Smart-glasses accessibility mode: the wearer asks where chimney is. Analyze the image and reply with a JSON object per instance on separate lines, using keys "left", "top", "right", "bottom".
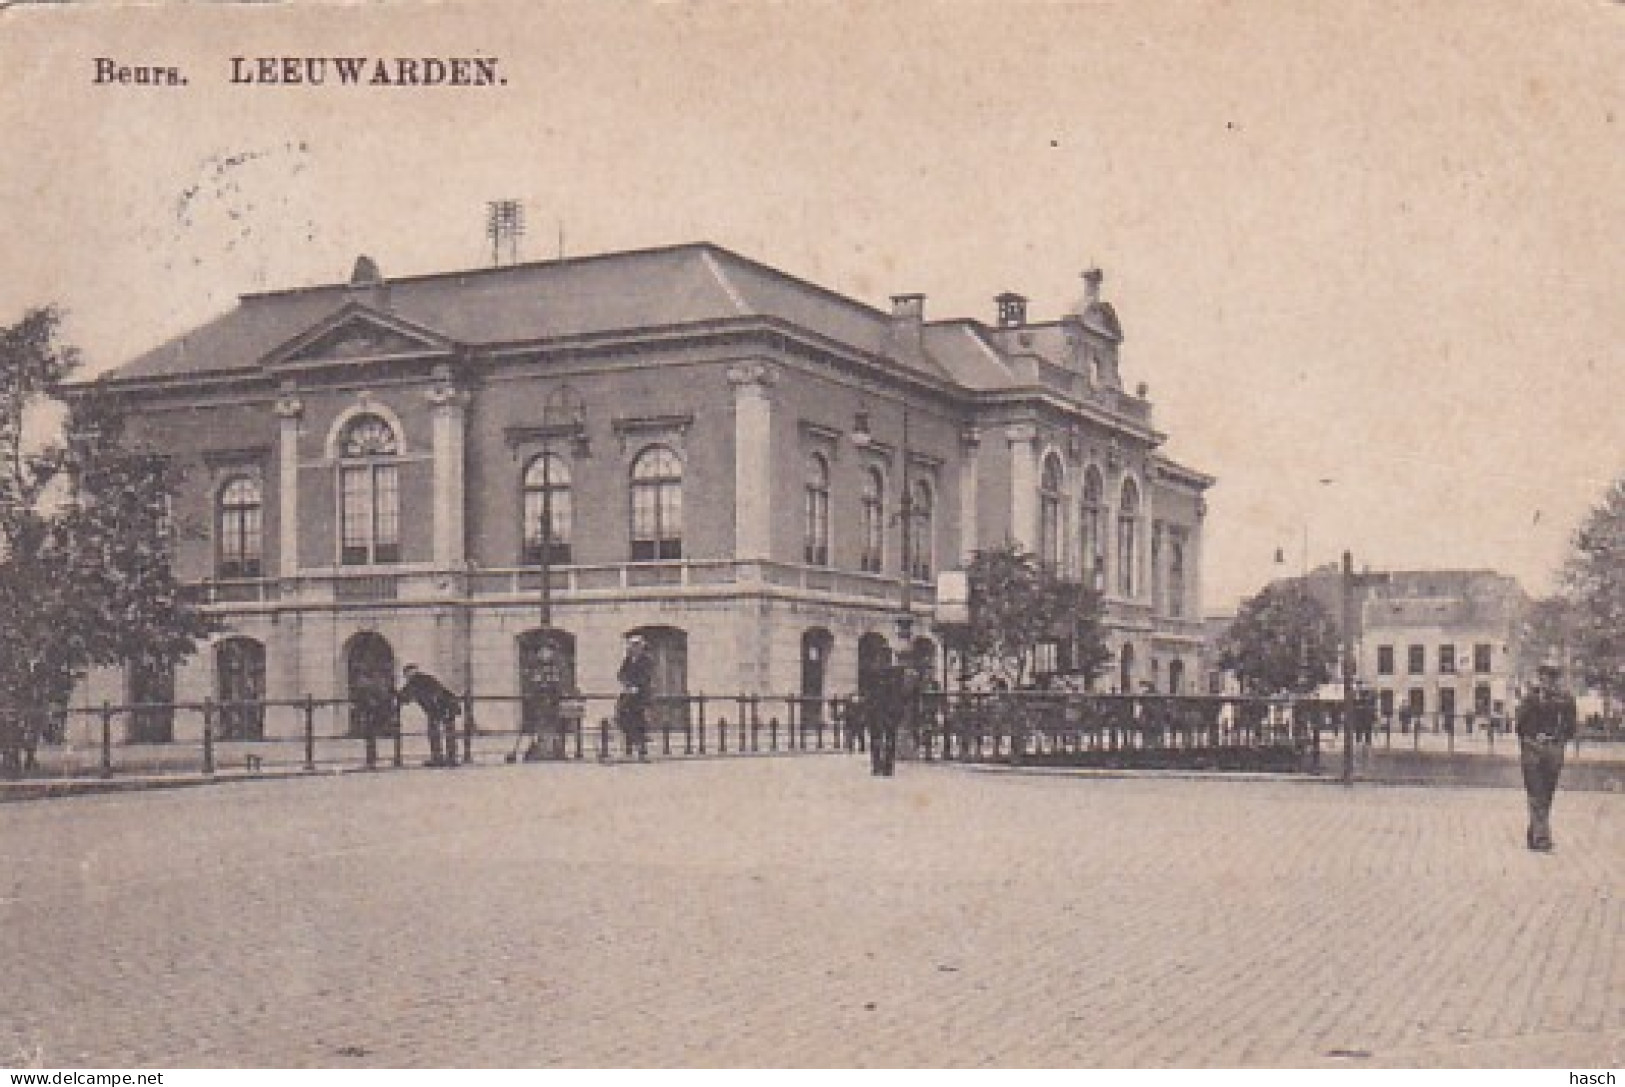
{"left": 889, "top": 293, "right": 925, "bottom": 353}
{"left": 1082, "top": 267, "right": 1103, "bottom": 305}
{"left": 347, "top": 254, "right": 390, "bottom": 309}
{"left": 995, "top": 292, "right": 1028, "bottom": 328}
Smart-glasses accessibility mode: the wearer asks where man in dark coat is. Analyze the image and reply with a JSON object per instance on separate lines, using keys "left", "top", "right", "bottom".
{"left": 398, "top": 663, "right": 462, "bottom": 767}
{"left": 616, "top": 635, "right": 654, "bottom": 761}
{"left": 1515, "top": 662, "right": 1578, "bottom": 852}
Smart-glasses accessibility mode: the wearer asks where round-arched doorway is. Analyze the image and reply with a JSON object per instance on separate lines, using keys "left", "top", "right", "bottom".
{"left": 345, "top": 632, "right": 396, "bottom": 738}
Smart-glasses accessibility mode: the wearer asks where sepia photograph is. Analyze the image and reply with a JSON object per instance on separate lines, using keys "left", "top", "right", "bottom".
{"left": 0, "top": 0, "right": 1620, "bottom": 1073}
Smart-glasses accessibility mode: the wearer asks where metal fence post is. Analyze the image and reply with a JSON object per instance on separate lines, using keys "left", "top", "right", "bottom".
{"left": 719, "top": 715, "right": 729, "bottom": 754}
{"left": 598, "top": 717, "right": 610, "bottom": 761}
{"left": 303, "top": 694, "right": 317, "bottom": 772}
{"left": 697, "top": 698, "right": 708, "bottom": 755}
{"left": 463, "top": 690, "right": 476, "bottom": 765}
{"left": 100, "top": 700, "right": 114, "bottom": 779}
{"left": 392, "top": 704, "right": 404, "bottom": 769}
{"left": 202, "top": 698, "right": 216, "bottom": 776}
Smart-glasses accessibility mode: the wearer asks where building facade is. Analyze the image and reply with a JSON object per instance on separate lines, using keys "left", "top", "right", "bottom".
{"left": 77, "top": 243, "right": 1213, "bottom": 738}
{"left": 1356, "top": 569, "right": 1527, "bottom": 728}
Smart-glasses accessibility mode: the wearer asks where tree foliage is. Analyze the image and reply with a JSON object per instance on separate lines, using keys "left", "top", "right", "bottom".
{"left": 0, "top": 306, "right": 214, "bottom": 735}
{"left": 1559, "top": 475, "right": 1625, "bottom": 701}
{"left": 1518, "top": 594, "right": 1582, "bottom": 677}
{"left": 961, "top": 542, "right": 1110, "bottom": 688}
{"left": 1218, "top": 579, "right": 1339, "bottom": 695}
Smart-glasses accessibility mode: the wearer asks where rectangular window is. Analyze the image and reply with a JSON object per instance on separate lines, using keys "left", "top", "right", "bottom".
{"left": 341, "top": 467, "right": 370, "bottom": 566}
{"left": 341, "top": 464, "right": 399, "bottom": 565}
{"left": 804, "top": 490, "right": 829, "bottom": 566}
{"left": 1474, "top": 684, "right": 1492, "bottom": 715}
{"left": 219, "top": 506, "right": 262, "bottom": 579}
{"left": 372, "top": 465, "right": 399, "bottom": 563}
{"left": 524, "top": 490, "right": 573, "bottom": 565}
{"left": 1377, "top": 645, "right": 1395, "bottom": 676}
{"left": 1438, "top": 644, "right": 1456, "bottom": 674}
{"left": 1439, "top": 687, "right": 1457, "bottom": 720}
{"left": 1473, "top": 643, "right": 1493, "bottom": 674}
{"left": 1378, "top": 689, "right": 1394, "bottom": 719}
{"left": 1407, "top": 688, "right": 1425, "bottom": 718}
{"left": 1407, "top": 645, "right": 1425, "bottom": 675}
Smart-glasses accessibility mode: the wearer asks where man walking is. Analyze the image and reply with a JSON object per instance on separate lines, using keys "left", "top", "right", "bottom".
{"left": 616, "top": 635, "right": 653, "bottom": 761}
{"left": 1515, "top": 661, "right": 1577, "bottom": 852}
{"left": 398, "top": 663, "right": 463, "bottom": 768}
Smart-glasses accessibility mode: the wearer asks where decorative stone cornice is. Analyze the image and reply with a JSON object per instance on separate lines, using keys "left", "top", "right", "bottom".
{"left": 1005, "top": 423, "right": 1038, "bottom": 446}
{"left": 725, "top": 360, "right": 776, "bottom": 390}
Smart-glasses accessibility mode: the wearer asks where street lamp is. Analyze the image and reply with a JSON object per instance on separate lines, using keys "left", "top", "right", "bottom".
{"left": 852, "top": 404, "right": 925, "bottom": 653}
{"left": 514, "top": 387, "right": 588, "bottom": 759}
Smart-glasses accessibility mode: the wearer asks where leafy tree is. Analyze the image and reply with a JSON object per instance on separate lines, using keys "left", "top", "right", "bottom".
{"left": 961, "top": 542, "right": 1109, "bottom": 688}
{"left": 1218, "top": 579, "right": 1339, "bottom": 695}
{"left": 1518, "top": 594, "right": 1582, "bottom": 677}
{"left": 1559, "top": 475, "right": 1625, "bottom": 707}
{"left": 0, "top": 306, "right": 213, "bottom": 762}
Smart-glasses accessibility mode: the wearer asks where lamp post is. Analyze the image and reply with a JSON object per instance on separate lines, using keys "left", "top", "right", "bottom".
{"left": 853, "top": 404, "right": 924, "bottom": 652}
{"left": 520, "top": 389, "right": 587, "bottom": 759}
{"left": 1341, "top": 550, "right": 1356, "bottom": 785}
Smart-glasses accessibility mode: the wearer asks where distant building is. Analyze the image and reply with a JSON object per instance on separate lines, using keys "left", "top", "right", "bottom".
{"left": 1276, "top": 565, "right": 1528, "bottom": 726}
{"left": 73, "top": 243, "right": 1213, "bottom": 742}
{"left": 1355, "top": 569, "right": 1527, "bottom": 728}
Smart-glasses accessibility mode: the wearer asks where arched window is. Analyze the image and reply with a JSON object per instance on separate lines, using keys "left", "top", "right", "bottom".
{"left": 217, "top": 477, "right": 263, "bottom": 579}
{"left": 804, "top": 453, "right": 831, "bottom": 566}
{"left": 1169, "top": 537, "right": 1186, "bottom": 619}
{"left": 338, "top": 414, "right": 400, "bottom": 566}
{"left": 216, "top": 637, "right": 266, "bottom": 740}
{"left": 908, "top": 478, "right": 934, "bottom": 582}
{"left": 1117, "top": 477, "right": 1140, "bottom": 597}
{"left": 523, "top": 453, "right": 572, "bottom": 565}
{"left": 1039, "top": 453, "right": 1064, "bottom": 574}
{"left": 860, "top": 467, "right": 885, "bottom": 574}
{"left": 1081, "top": 467, "right": 1105, "bottom": 590}
{"left": 630, "top": 445, "right": 683, "bottom": 561}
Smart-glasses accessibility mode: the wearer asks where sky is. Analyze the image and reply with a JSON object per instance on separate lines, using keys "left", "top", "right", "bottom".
{"left": 1, "top": 0, "right": 1620, "bottom": 613}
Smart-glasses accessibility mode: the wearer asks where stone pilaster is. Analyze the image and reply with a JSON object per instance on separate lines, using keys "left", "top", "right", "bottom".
{"left": 273, "top": 389, "right": 303, "bottom": 581}
{"left": 727, "top": 362, "right": 776, "bottom": 564}
{"left": 427, "top": 370, "right": 469, "bottom": 570}
{"left": 1006, "top": 423, "right": 1038, "bottom": 553}
{"left": 958, "top": 426, "right": 980, "bottom": 564}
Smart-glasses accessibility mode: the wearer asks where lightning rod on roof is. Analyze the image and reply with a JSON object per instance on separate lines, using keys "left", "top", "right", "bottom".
{"left": 486, "top": 199, "right": 525, "bottom": 267}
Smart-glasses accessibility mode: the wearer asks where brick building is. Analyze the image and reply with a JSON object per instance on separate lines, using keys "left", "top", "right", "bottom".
{"left": 76, "top": 243, "right": 1213, "bottom": 738}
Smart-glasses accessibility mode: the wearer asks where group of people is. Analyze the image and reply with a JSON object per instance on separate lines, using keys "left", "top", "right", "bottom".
{"left": 378, "top": 641, "right": 1583, "bottom": 855}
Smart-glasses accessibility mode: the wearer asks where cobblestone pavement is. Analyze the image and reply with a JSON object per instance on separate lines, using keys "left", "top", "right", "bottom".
{"left": 1, "top": 757, "right": 1619, "bottom": 1068}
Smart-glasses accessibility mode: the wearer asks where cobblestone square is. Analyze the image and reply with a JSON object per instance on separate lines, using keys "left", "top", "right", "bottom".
{"left": 1, "top": 757, "right": 1620, "bottom": 1068}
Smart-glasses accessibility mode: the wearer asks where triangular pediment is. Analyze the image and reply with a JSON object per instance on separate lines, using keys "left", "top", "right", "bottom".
{"left": 263, "top": 304, "right": 454, "bottom": 369}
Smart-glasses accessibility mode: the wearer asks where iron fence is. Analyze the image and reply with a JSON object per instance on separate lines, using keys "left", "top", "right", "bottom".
{"left": 910, "top": 692, "right": 1337, "bottom": 773}
{"left": 7, "top": 688, "right": 1612, "bottom": 783}
{"left": 0, "top": 692, "right": 863, "bottom": 781}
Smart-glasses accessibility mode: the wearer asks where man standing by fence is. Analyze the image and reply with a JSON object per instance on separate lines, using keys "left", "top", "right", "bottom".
{"left": 1515, "top": 661, "right": 1577, "bottom": 852}
{"left": 398, "top": 664, "right": 462, "bottom": 768}
{"left": 616, "top": 635, "right": 653, "bottom": 762}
